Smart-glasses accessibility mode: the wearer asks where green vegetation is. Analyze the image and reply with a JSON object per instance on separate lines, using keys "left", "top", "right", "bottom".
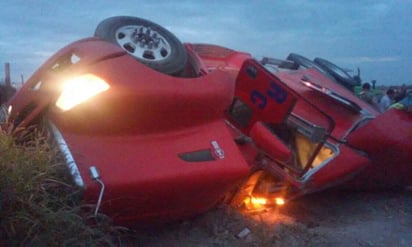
{"left": 0, "top": 126, "right": 121, "bottom": 245}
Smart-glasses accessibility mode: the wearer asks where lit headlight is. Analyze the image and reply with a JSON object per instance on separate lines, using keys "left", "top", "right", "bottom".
{"left": 56, "top": 74, "right": 110, "bottom": 111}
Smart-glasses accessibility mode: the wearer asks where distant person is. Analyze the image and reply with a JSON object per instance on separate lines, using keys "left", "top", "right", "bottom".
{"left": 394, "top": 85, "right": 407, "bottom": 102}
{"left": 359, "top": 83, "right": 374, "bottom": 104}
{"left": 391, "top": 90, "right": 412, "bottom": 112}
{"left": 379, "top": 88, "right": 394, "bottom": 112}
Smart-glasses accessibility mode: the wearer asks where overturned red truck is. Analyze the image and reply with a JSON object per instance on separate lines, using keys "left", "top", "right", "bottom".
{"left": 3, "top": 16, "right": 411, "bottom": 226}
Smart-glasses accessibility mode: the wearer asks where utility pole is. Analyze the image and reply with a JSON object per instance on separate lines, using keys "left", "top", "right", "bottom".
{"left": 4, "top": 62, "right": 11, "bottom": 86}
{"left": 1, "top": 62, "right": 17, "bottom": 104}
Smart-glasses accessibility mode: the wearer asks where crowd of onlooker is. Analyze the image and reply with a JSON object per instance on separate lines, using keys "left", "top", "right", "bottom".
{"left": 359, "top": 83, "right": 411, "bottom": 113}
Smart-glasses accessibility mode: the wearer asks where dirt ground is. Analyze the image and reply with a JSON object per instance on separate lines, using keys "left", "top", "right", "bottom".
{"left": 127, "top": 188, "right": 412, "bottom": 246}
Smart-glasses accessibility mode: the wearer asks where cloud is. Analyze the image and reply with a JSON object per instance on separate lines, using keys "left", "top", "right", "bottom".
{"left": 0, "top": 1, "right": 411, "bottom": 85}
{"left": 359, "top": 56, "right": 400, "bottom": 63}
{"left": 336, "top": 56, "right": 401, "bottom": 64}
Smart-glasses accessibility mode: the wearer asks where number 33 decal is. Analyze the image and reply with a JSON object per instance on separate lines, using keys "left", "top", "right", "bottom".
{"left": 250, "top": 81, "right": 287, "bottom": 109}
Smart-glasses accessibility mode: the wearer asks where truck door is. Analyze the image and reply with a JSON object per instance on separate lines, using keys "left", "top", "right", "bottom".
{"left": 227, "top": 59, "right": 297, "bottom": 134}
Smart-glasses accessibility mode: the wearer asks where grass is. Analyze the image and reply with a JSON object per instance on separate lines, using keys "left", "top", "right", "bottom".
{"left": 0, "top": 125, "right": 121, "bottom": 246}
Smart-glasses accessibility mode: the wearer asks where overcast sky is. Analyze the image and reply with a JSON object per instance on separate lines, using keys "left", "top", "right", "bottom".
{"left": 0, "top": 0, "right": 411, "bottom": 86}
